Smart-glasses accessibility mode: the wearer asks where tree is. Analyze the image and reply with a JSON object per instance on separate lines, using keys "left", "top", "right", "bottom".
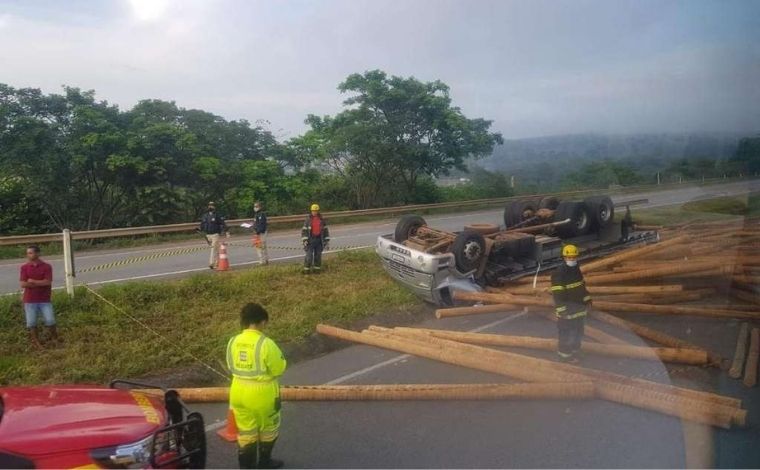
{"left": 731, "top": 136, "right": 760, "bottom": 175}
{"left": 292, "top": 70, "right": 503, "bottom": 207}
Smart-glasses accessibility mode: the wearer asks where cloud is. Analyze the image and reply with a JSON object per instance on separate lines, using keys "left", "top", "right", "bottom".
{"left": 0, "top": 0, "right": 758, "bottom": 138}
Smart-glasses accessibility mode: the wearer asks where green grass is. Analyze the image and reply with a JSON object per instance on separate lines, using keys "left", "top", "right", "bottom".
{"left": 0, "top": 250, "right": 419, "bottom": 385}
{"left": 630, "top": 193, "right": 760, "bottom": 226}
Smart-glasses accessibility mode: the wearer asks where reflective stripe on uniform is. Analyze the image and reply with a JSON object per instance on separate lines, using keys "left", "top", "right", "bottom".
{"left": 565, "top": 280, "right": 585, "bottom": 289}
{"left": 551, "top": 285, "right": 565, "bottom": 292}
{"left": 555, "top": 306, "right": 567, "bottom": 313}
{"left": 229, "top": 334, "right": 268, "bottom": 379}
{"left": 565, "top": 310, "right": 587, "bottom": 320}
{"left": 583, "top": 295, "right": 592, "bottom": 302}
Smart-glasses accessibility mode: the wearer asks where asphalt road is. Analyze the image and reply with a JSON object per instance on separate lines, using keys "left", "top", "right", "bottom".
{"left": 198, "top": 305, "right": 760, "bottom": 468}
{"left": 1, "top": 179, "right": 758, "bottom": 296}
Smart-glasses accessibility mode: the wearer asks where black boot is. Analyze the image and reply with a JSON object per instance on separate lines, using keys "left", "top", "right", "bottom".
{"left": 258, "top": 440, "right": 283, "bottom": 469}
{"left": 238, "top": 443, "right": 258, "bottom": 469}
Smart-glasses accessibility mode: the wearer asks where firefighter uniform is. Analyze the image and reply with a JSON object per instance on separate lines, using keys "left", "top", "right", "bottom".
{"left": 227, "top": 329, "right": 287, "bottom": 447}
{"left": 301, "top": 206, "right": 330, "bottom": 273}
{"left": 550, "top": 262, "right": 592, "bottom": 360}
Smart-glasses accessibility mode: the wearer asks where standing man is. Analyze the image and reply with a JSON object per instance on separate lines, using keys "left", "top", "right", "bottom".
{"left": 252, "top": 201, "right": 269, "bottom": 265}
{"left": 550, "top": 244, "right": 591, "bottom": 363}
{"left": 19, "top": 245, "right": 58, "bottom": 348}
{"left": 301, "top": 203, "right": 330, "bottom": 274}
{"left": 227, "top": 303, "right": 287, "bottom": 469}
{"left": 200, "top": 201, "right": 229, "bottom": 269}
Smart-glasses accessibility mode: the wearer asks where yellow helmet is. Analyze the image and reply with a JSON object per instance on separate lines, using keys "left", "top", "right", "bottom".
{"left": 310, "top": 203, "right": 320, "bottom": 212}
{"left": 562, "top": 244, "right": 579, "bottom": 258}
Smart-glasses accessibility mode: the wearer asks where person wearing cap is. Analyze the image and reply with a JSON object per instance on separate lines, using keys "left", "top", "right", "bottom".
{"left": 252, "top": 201, "right": 269, "bottom": 265}
{"left": 550, "top": 244, "right": 592, "bottom": 363}
{"left": 300, "top": 203, "right": 330, "bottom": 274}
{"left": 200, "top": 201, "right": 229, "bottom": 269}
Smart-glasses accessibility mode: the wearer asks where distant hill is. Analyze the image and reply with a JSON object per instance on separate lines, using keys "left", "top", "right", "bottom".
{"left": 480, "top": 133, "right": 742, "bottom": 172}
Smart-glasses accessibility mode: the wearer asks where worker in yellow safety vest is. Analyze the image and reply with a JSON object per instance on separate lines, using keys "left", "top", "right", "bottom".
{"left": 550, "top": 244, "right": 592, "bottom": 363}
{"left": 227, "top": 303, "right": 287, "bottom": 469}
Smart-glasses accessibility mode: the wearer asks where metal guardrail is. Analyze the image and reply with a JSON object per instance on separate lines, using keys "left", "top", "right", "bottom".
{"left": 0, "top": 177, "right": 745, "bottom": 246}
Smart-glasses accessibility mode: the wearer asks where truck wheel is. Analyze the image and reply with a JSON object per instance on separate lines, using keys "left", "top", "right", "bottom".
{"left": 504, "top": 199, "right": 538, "bottom": 228}
{"left": 394, "top": 214, "right": 427, "bottom": 242}
{"left": 538, "top": 196, "right": 560, "bottom": 210}
{"left": 584, "top": 195, "right": 615, "bottom": 230}
{"left": 554, "top": 201, "right": 591, "bottom": 238}
{"left": 503, "top": 202, "right": 518, "bottom": 227}
{"left": 464, "top": 223, "right": 500, "bottom": 235}
{"left": 452, "top": 231, "right": 486, "bottom": 273}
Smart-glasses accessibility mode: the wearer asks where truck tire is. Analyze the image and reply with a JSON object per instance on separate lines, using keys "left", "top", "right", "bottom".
{"left": 554, "top": 201, "right": 591, "bottom": 238}
{"left": 504, "top": 199, "right": 538, "bottom": 228}
{"left": 394, "top": 214, "right": 427, "bottom": 242}
{"left": 538, "top": 196, "right": 560, "bottom": 210}
{"left": 584, "top": 195, "right": 615, "bottom": 230}
{"left": 464, "top": 223, "right": 500, "bottom": 235}
{"left": 503, "top": 202, "right": 517, "bottom": 227}
{"left": 452, "top": 231, "right": 486, "bottom": 273}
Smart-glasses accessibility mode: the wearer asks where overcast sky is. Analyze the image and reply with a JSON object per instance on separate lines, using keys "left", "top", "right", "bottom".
{"left": 1, "top": 0, "right": 758, "bottom": 139}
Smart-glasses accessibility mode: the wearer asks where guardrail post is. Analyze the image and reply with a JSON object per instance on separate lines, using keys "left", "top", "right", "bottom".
{"left": 62, "top": 229, "right": 75, "bottom": 298}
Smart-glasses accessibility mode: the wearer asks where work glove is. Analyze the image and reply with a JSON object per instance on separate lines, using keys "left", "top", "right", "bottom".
{"left": 303, "top": 239, "right": 309, "bottom": 251}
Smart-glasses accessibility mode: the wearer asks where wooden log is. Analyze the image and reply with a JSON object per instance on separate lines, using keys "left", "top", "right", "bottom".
{"left": 732, "top": 289, "right": 760, "bottom": 306}
{"left": 595, "top": 290, "right": 710, "bottom": 305}
{"left": 593, "top": 300, "right": 760, "bottom": 321}
{"left": 729, "top": 323, "right": 750, "bottom": 379}
{"left": 584, "top": 261, "right": 724, "bottom": 284}
{"left": 588, "top": 310, "right": 721, "bottom": 365}
{"left": 502, "top": 284, "right": 685, "bottom": 296}
{"left": 134, "top": 383, "right": 597, "bottom": 402}
{"left": 528, "top": 308, "right": 629, "bottom": 345}
{"left": 744, "top": 328, "right": 759, "bottom": 388}
{"left": 356, "top": 326, "right": 743, "bottom": 427}
{"left": 435, "top": 303, "right": 520, "bottom": 319}
{"left": 581, "top": 235, "right": 691, "bottom": 273}
{"left": 394, "top": 327, "right": 709, "bottom": 365}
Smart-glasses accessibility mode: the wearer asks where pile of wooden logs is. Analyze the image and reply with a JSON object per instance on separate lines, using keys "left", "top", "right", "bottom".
{"left": 316, "top": 324, "right": 747, "bottom": 429}
{"left": 443, "top": 218, "right": 760, "bottom": 383}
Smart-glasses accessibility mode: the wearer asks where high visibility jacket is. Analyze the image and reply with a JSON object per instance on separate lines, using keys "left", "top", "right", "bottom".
{"left": 301, "top": 215, "right": 330, "bottom": 242}
{"left": 550, "top": 263, "right": 591, "bottom": 319}
{"left": 226, "top": 329, "right": 287, "bottom": 381}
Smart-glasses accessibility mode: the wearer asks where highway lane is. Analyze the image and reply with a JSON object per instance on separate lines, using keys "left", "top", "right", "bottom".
{"left": 0, "top": 179, "right": 757, "bottom": 295}
{"left": 197, "top": 304, "right": 760, "bottom": 468}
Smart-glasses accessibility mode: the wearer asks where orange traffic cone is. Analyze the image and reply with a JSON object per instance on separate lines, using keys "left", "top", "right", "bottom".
{"left": 217, "top": 243, "right": 230, "bottom": 271}
{"left": 217, "top": 408, "right": 238, "bottom": 442}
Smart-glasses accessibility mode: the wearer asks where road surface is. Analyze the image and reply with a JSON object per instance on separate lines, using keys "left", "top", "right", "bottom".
{"left": 198, "top": 304, "right": 759, "bottom": 468}
{"left": 0, "top": 179, "right": 756, "bottom": 296}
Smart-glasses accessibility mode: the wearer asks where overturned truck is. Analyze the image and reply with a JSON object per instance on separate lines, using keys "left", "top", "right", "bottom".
{"left": 376, "top": 194, "right": 656, "bottom": 305}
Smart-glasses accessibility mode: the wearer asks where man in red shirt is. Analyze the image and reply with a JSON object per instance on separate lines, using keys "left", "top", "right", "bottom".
{"left": 300, "top": 203, "right": 330, "bottom": 273}
{"left": 19, "top": 245, "right": 58, "bottom": 348}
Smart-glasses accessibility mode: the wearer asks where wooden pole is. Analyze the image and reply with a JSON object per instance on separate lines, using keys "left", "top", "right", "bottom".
{"left": 501, "top": 284, "right": 685, "bottom": 296}
{"left": 394, "top": 327, "right": 708, "bottom": 365}
{"left": 588, "top": 310, "right": 720, "bottom": 364}
{"left": 135, "top": 383, "right": 596, "bottom": 402}
{"left": 584, "top": 261, "right": 723, "bottom": 284}
{"left": 744, "top": 328, "right": 759, "bottom": 388}
{"left": 729, "top": 323, "right": 750, "bottom": 379}
{"left": 435, "top": 303, "right": 520, "bottom": 319}
{"left": 528, "top": 308, "right": 628, "bottom": 345}
{"left": 352, "top": 326, "right": 743, "bottom": 427}
{"left": 580, "top": 235, "right": 691, "bottom": 273}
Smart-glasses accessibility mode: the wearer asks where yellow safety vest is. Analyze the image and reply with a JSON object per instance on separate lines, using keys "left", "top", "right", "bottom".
{"left": 226, "top": 329, "right": 287, "bottom": 381}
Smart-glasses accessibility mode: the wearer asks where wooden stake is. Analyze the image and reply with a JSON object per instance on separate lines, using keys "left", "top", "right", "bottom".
{"left": 729, "top": 323, "right": 750, "bottom": 379}
{"left": 744, "top": 328, "right": 759, "bottom": 388}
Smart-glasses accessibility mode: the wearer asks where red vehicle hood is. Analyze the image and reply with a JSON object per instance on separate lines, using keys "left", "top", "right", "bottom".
{"left": 0, "top": 386, "right": 167, "bottom": 457}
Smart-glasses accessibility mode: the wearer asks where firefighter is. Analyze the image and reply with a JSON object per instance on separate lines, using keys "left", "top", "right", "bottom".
{"left": 550, "top": 244, "right": 592, "bottom": 363}
{"left": 200, "top": 202, "right": 229, "bottom": 269}
{"left": 301, "top": 203, "right": 330, "bottom": 274}
{"left": 227, "top": 303, "right": 287, "bottom": 469}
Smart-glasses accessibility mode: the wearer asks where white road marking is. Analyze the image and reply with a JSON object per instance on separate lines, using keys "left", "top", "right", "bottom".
{"left": 203, "top": 307, "right": 529, "bottom": 433}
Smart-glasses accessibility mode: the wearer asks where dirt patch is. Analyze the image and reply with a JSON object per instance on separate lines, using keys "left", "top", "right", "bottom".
{"left": 136, "top": 302, "right": 434, "bottom": 388}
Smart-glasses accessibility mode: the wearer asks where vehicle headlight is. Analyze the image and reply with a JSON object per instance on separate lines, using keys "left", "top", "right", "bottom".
{"left": 91, "top": 435, "right": 153, "bottom": 469}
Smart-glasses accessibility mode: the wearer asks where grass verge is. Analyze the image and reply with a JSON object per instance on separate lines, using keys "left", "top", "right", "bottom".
{"left": 630, "top": 193, "right": 759, "bottom": 226}
{"left": 0, "top": 249, "right": 420, "bottom": 386}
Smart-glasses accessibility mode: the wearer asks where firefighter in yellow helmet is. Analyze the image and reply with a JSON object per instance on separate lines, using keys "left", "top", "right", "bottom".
{"left": 550, "top": 244, "right": 592, "bottom": 363}
{"left": 301, "top": 203, "right": 330, "bottom": 274}
{"left": 227, "top": 303, "right": 287, "bottom": 469}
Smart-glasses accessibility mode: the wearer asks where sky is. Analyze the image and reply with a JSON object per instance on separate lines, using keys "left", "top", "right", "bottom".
{"left": 1, "top": 0, "right": 759, "bottom": 140}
